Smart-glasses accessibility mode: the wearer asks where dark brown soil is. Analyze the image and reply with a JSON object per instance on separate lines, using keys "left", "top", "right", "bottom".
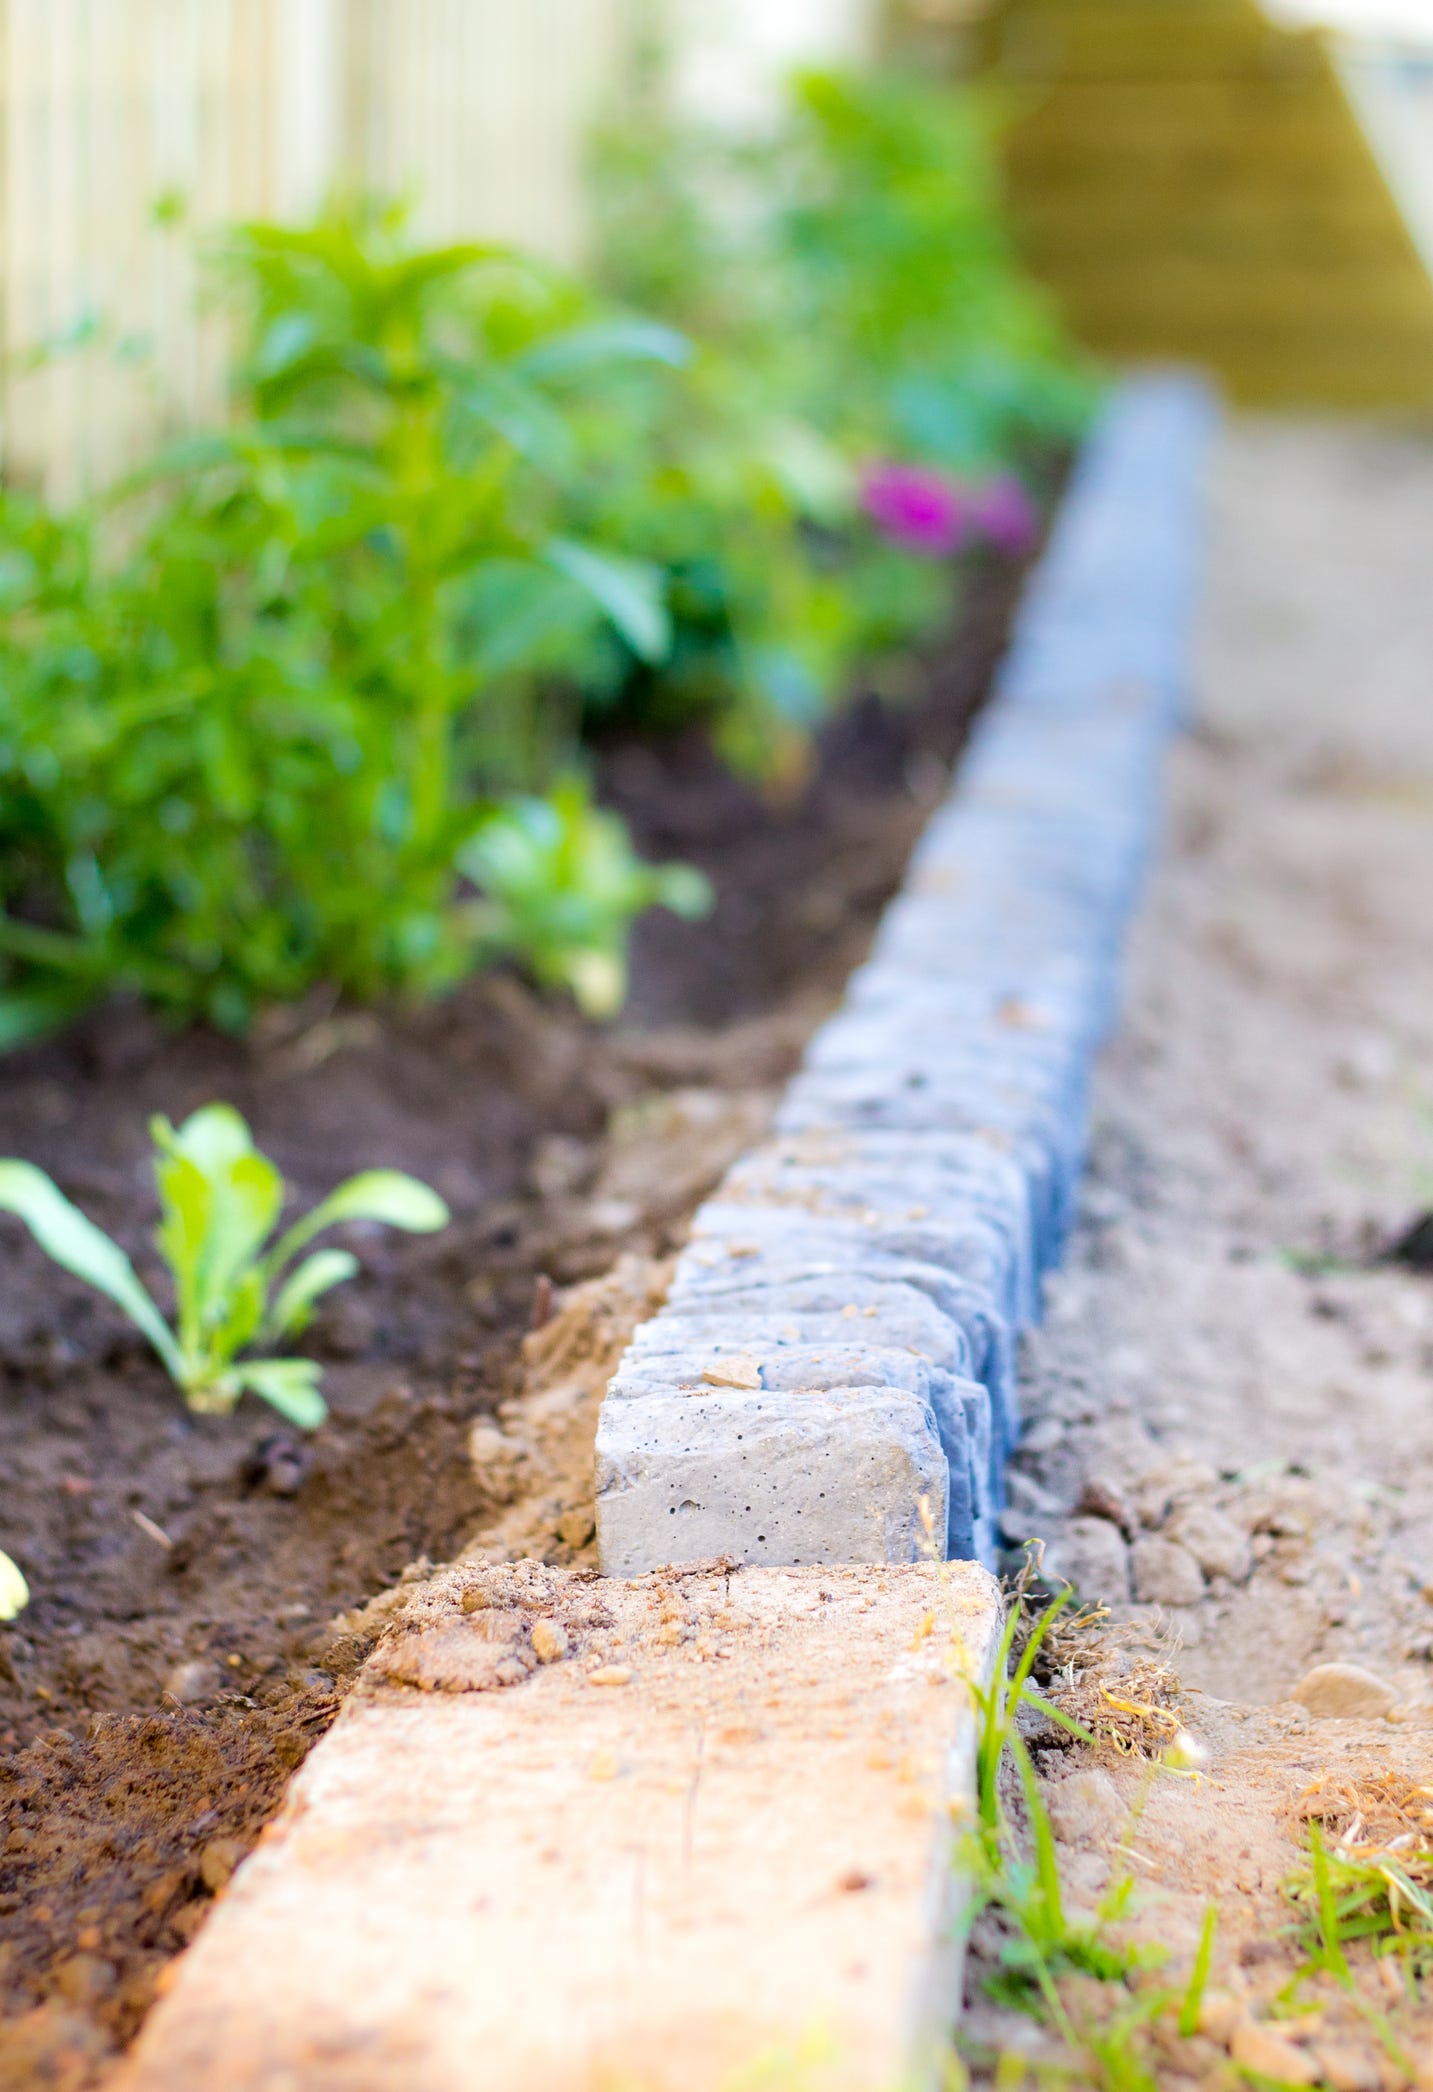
{"left": 0, "top": 549, "right": 1029, "bottom": 2079}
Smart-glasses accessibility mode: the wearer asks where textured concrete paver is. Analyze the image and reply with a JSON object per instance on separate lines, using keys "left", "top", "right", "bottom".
{"left": 597, "top": 376, "right": 1215, "bottom": 1575}
{"left": 117, "top": 1561, "right": 1002, "bottom": 2092}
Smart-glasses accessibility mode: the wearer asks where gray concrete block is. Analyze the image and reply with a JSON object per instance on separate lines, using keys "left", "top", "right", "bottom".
{"left": 595, "top": 1386, "right": 949, "bottom": 1572}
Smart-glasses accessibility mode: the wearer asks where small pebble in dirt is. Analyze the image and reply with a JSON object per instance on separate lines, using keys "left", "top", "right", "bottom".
{"left": 1130, "top": 1534, "right": 1205, "bottom": 1607}
{"left": 1047, "top": 1516, "right": 1132, "bottom": 1603}
{"left": 52, "top": 1954, "right": 117, "bottom": 2006}
{"left": 460, "top": 1586, "right": 493, "bottom": 1612}
{"left": 529, "top": 1272, "right": 555, "bottom": 1331}
{"left": 199, "top": 1837, "right": 246, "bottom": 1892}
{"left": 530, "top": 1618, "right": 569, "bottom": 1664}
{"left": 1131, "top": 1456, "right": 1219, "bottom": 1531}
{"left": 1165, "top": 1503, "right": 1252, "bottom": 1583}
{"left": 1044, "top": 1768, "right": 1126, "bottom": 1847}
{"left": 1075, "top": 1478, "right": 1135, "bottom": 1537}
{"left": 1196, "top": 1991, "right": 1244, "bottom": 2043}
{"left": 162, "top": 1658, "right": 220, "bottom": 1706}
{"left": 1315, "top": 2042, "right": 1383, "bottom": 2092}
{"left": 1230, "top": 2023, "right": 1318, "bottom": 2086}
{"left": 468, "top": 1422, "right": 529, "bottom": 1500}
{"left": 241, "top": 1432, "right": 313, "bottom": 1499}
{"left": 587, "top": 1665, "right": 632, "bottom": 1687}
{"left": 555, "top": 1509, "right": 595, "bottom": 1549}
{"left": 1020, "top": 1417, "right": 1066, "bottom": 1457}
{"left": 1290, "top": 1661, "right": 1399, "bottom": 1720}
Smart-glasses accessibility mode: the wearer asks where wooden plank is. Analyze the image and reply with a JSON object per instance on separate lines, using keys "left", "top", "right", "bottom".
{"left": 986, "top": 0, "right": 1433, "bottom": 409}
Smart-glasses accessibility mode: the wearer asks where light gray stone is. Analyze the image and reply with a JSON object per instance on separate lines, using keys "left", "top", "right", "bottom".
{"left": 1290, "top": 1663, "right": 1399, "bottom": 1721}
{"left": 1046, "top": 1516, "right": 1132, "bottom": 1603}
{"left": 595, "top": 1387, "right": 948, "bottom": 1573}
{"left": 1045, "top": 1769, "right": 1127, "bottom": 1847}
{"left": 592, "top": 375, "right": 1212, "bottom": 1577}
{"left": 1165, "top": 1503, "right": 1252, "bottom": 1584}
{"left": 1130, "top": 1534, "right": 1206, "bottom": 1607}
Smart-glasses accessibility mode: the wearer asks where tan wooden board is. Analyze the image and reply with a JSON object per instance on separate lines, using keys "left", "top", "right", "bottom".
{"left": 115, "top": 1560, "right": 1003, "bottom": 2092}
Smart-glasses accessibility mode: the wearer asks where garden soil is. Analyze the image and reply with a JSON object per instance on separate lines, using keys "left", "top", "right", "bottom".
{"left": 966, "top": 421, "right": 1433, "bottom": 2085}
{"left": 0, "top": 556, "right": 1027, "bottom": 2086}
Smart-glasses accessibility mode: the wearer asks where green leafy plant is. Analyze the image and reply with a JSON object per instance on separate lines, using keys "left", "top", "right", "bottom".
{"left": 0, "top": 1550, "right": 27, "bottom": 1621}
{"left": 587, "top": 67, "right": 1089, "bottom": 765}
{"left": 0, "top": 1103, "right": 448, "bottom": 1427}
{"left": 458, "top": 774, "right": 710, "bottom": 1018}
{"left": 0, "top": 207, "right": 697, "bottom": 1033}
{"left": 0, "top": 74, "right": 1086, "bottom": 1043}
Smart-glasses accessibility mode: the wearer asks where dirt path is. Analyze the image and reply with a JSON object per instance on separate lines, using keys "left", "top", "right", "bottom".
{"left": 969, "top": 419, "right": 1433, "bottom": 2085}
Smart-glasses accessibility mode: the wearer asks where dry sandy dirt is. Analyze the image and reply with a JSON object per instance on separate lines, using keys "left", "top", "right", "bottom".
{"left": 965, "top": 420, "right": 1433, "bottom": 2085}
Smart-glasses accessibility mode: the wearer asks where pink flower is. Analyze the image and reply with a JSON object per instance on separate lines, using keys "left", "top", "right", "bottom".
{"left": 860, "top": 462, "right": 968, "bottom": 559}
{"left": 968, "top": 473, "right": 1038, "bottom": 558}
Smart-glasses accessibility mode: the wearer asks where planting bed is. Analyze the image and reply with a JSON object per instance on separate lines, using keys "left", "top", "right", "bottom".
{"left": 0, "top": 555, "right": 1028, "bottom": 2082}
{"left": 106, "top": 380, "right": 1213, "bottom": 2092}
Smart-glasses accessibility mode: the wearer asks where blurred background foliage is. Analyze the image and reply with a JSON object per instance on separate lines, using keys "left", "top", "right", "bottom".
{"left": 0, "top": 49, "right": 1089, "bottom": 1043}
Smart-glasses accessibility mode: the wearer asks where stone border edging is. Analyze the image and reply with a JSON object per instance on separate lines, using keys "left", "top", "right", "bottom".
{"left": 597, "top": 374, "right": 1217, "bottom": 1575}
{"left": 116, "top": 1562, "right": 1004, "bottom": 2092}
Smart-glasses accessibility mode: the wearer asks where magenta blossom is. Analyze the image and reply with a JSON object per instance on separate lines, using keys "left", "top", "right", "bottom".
{"left": 968, "top": 473, "right": 1039, "bottom": 558}
{"left": 860, "top": 462, "right": 969, "bottom": 559}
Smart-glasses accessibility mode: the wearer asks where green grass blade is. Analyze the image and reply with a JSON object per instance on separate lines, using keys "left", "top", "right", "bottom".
{"left": 1179, "top": 1904, "right": 1218, "bottom": 2037}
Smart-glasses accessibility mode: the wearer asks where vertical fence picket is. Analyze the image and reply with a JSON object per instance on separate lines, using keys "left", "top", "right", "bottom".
{"left": 1, "top": 0, "right": 859, "bottom": 496}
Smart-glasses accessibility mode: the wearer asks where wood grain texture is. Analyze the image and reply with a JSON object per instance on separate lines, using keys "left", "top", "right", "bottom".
{"left": 979, "top": 0, "right": 1433, "bottom": 407}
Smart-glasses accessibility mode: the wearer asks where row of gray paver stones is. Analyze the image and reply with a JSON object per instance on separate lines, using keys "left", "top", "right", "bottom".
{"left": 597, "top": 374, "right": 1216, "bottom": 1574}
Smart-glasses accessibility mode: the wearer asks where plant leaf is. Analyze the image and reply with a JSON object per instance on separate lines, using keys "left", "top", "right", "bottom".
{"left": 0, "top": 1161, "right": 183, "bottom": 1381}
{"left": 0, "top": 1549, "right": 28, "bottom": 1621}
{"left": 151, "top": 1107, "right": 283, "bottom": 1361}
{"left": 264, "top": 1248, "right": 358, "bottom": 1342}
{"left": 159, "top": 1103, "right": 256, "bottom": 1172}
{"left": 543, "top": 538, "right": 670, "bottom": 665}
{"left": 215, "top": 1264, "right": 268, "bottom": 1358}
{"left": 153, "top": 1147, "right": 213, "bottom": 1353}
{"left": 231, "top": 1358, "right": 327, "bottom": 1431}
{"left": 263, "top": 1170, "right": 449, "bottom": 1279}
{"left": 516, "top": 317, "right": 691, "bottom": 380}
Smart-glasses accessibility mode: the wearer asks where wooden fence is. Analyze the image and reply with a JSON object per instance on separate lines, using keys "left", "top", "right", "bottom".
{"left": 979, "top": 0, "right": 1433, "bottom": 408}
{"left": 0, "top": 0, "right": 638, "bottom": 500}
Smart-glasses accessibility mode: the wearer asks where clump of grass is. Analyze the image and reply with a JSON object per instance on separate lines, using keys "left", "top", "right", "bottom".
{"left": 1018, "top": 1553, "right": 1193, "bottom": 1768}
{"left": 937, "top": 1551, "right": 1224, "bottom": 2092}
{"left": 949, "top": 1589, "right": 1175, "bottom": 2088}
{"left": 1284, "top": 1777, "right": 1433, "bottom": 1981}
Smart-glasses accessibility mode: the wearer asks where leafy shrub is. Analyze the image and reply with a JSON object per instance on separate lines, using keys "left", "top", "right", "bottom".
{"left": 0, "top": 212, "right": 708, "bottom": 1034}
{"left": 586, "top": 66, "right": 1091, "bottom": 752}
{"left": 459, "top": 776, "right": 710, "bottom": 1018}
{"left": 0, "top": 1102, "right": 448, "bottom": 1426}
{"left": 0, "top": 72, "right": 1087, "bottom": 1042}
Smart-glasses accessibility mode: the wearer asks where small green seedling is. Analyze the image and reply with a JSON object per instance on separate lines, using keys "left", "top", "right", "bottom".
{"left": 0, "top": 1550, "right": 27, "bottom": 1620}
{"left": 0, "top": 1104, "right": 448, "bottom": 1428}
{"left": 459, "top": 776, "right": 711, "bottom": 1019}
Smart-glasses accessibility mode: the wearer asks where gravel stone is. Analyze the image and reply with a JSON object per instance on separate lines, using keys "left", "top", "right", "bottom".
{"left": 1290, "top": 1662, "right": 1399, "bottom": 1720}
{"left": 1130, "top": 1534, "right": 1206, "bottom": 1607}
{"left": 1165, "top": 1503, "right": 1253, "bottom": 1583}
{"left": 1048, "top": 1515, "right": 1133, "bottom": 1603}
{"left": 1045, "top": 1769, "right": 1126, "bottom": 1847}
